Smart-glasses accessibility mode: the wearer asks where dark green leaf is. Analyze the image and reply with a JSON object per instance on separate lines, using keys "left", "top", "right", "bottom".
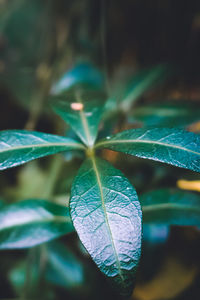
{"left": 52, "top": 63, "right": 104, "bottom": 95}
{"left": 52, "top": 99, "right": 104, "bottom": 146}
{"left": 141, "top": 189, "right": 200, "bottom": 226}
{"left": 96, "top": 128, "right": 200, "bottom": 173}
{"left": 0, "top": 130, "right": 85, "bottom": 170}
{"left": 70, "top": 157, "right": 142, "bottom": 297}
{"left": 129, "top": 101, "right": 200, "bottom": 127}
{"left": 0, "top": 199, "right": 74, "bottom": 249}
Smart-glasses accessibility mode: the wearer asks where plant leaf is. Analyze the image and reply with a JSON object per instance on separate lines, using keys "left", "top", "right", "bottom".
{"left": 141, "top": 189, "right": 200, "bottom": 226}
{"left": 51, "top": 63, "right": 104, "bottom": 95}
{"left": 46, "top": 241, "right": 84, "bottom": 289}
{"left": 129, "top": 101, "right": 200, "bottom": 127}
{"left": 96, "top": 128, "right": 200, "bottom": 173}
{"left": 0, "top": 130, "right": 85, "bottom": 170}
{"left": 70, "top": 157, "right": 142, "bottom": 297}
{"left": 106, "top": 64, "right": 169, "bottom": 113}
{"left": 52, "top": 99, "right": 104, "bottom": 147}
{"left": 0, "top": 200, "right": 74, "bottom": 249}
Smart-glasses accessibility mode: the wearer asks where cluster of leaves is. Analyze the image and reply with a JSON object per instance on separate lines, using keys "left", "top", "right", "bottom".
{"left": 0, "top": 63, "right": 200, "bottom": 298}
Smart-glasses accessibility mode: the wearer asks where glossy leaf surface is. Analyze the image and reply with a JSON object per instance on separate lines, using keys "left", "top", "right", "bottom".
{"left": 96, "top": 128, "right": 200, "bottom": 173}
{"left": 0, "top": 130, "right": 84, "bottom": 170}
{"left": 130, "top": 101, "right": 200, "bottom": 127}
{"left": 70, "top": 157, "right": 142, "bottom": 297}
{"left": 53, "top": 99, "right": 104, "bottom": 146}
{"left": 142, "top": 189, "right": 200, "bottom": 226}
{"left": 0, "top": 200, "right": 74, "bottom": 249}
{"left": 51, "top": 63, "right": 104, "bottom": 95}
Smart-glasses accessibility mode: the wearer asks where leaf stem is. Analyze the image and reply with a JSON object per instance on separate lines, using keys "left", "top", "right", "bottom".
{"left": 86, "top": 147, "right": 95, "bottom": 158}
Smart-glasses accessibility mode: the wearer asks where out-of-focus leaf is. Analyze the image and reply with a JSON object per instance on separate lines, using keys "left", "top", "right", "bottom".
{"left": 0, "top": 0, "right": 45, "bottom": 63}
{"left": 106, "top": 65, "right": 169, "bottom": 113}
{"left": 0, "top": 70, "right": 37, "bottom": 110}
{"left": 96, "top": 128, "right": 200, "bottom": 173}
{"left": 9, "top": 261, "right": 27, "bottom": 293}
{"left": 143, "top": 224, "right": 169, "bottom": 244}
{"left": 0, "top": 0, "right": 54, "bottom": 110}
{"left": 141, "top": 189, "right": 200, "bottom": 226}
{"left": 9, "top": 257, "right": 39, "bottom": 295}
{"left": 70, "top": 157, "right": 142, "bottom": 297}
{"left": 0, "top": 130, "right": 85, "bottom": 170}
{"left": 9, "top": 241, "right": 85, "bottom": 296}
{"left": 129, "top": 101, "right": 200, "bottom": 127}
{"left": 46, "top": 241, "right": 84, "bottom": 289}
{"left": 52, "top": 99, "right": 104, "bottom": 146}
{"left": 51, "top": 63, "right": 104, "bottom": 95}
{"left": 0, "top": 200, "right": 74, "bottom": 249}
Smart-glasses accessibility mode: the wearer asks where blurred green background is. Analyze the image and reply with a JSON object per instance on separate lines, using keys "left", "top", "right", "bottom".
{"left": 0, "top": 0, "right": 200, "bottom": 299}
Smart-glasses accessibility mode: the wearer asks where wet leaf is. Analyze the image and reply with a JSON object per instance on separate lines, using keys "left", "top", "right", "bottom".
{"left": 0, "top": 130, "right": 84, "bottom": 170}
{"left": 52, "top": 99, "right": 104, "bottom": 146}
{"left": 96, "top": 128, "right": 200, "bottom": 173}
{"left": 70, "top": 157, "right": 142, "bottom": 297}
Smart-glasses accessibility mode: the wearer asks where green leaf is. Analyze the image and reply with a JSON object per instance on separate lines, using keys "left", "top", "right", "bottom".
{"left": 52, "top": 99, "right": 104, "bottom": 147}
{"left": 9, "top": 241, "right": 85, "bottom": 295}
{"left": 129, "top": 101, "right": 200, "bottom": 127}
{"left": 141, "top": 189, "right": 200, "bottom": 226}
{"left": 51, "top": 63, "right": 104, "bottom": 95}
{"left": 0, "top": 199, "right": 74, "bottom": 249}
{"left": 9, "top": 259, "right": 38, "bottom": 296}
{"left": 106, "top": 64, "right": 169, "bottom": 113}
{"left": 46, "top": 241, "right": 84, "bottom": 289}
{"left": 70, "top": 157, "right": 142, "bottom": 297}
{"left": 96, "top": 128, "right": 200, "bottom": 173}
{"left": 0, "top": 130, "right": 85, "bottom": 170}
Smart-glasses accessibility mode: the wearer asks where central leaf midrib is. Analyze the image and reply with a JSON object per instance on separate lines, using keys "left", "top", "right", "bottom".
{"left": 134, "top": 107, "right": 189, "bottom": 117}
{"left": 0, "top": 215, "right": 70, "bottom": 230}
{"left": 91, "top": 156, "right": 124, "bottom": 281}
{"left": 96, "top": 139, "right": 200, "bottom": 156}
{"left": 123, "top": 70, "right": 158, "bottom": 107}
{"left": 0, "top": 142, "right": 85, "bottom": 154}
{"left": 142, "top": 202, "right": 200, "bottom": 213}
{"left": 79, "top": 109, "right": 92, "bottom": 146}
